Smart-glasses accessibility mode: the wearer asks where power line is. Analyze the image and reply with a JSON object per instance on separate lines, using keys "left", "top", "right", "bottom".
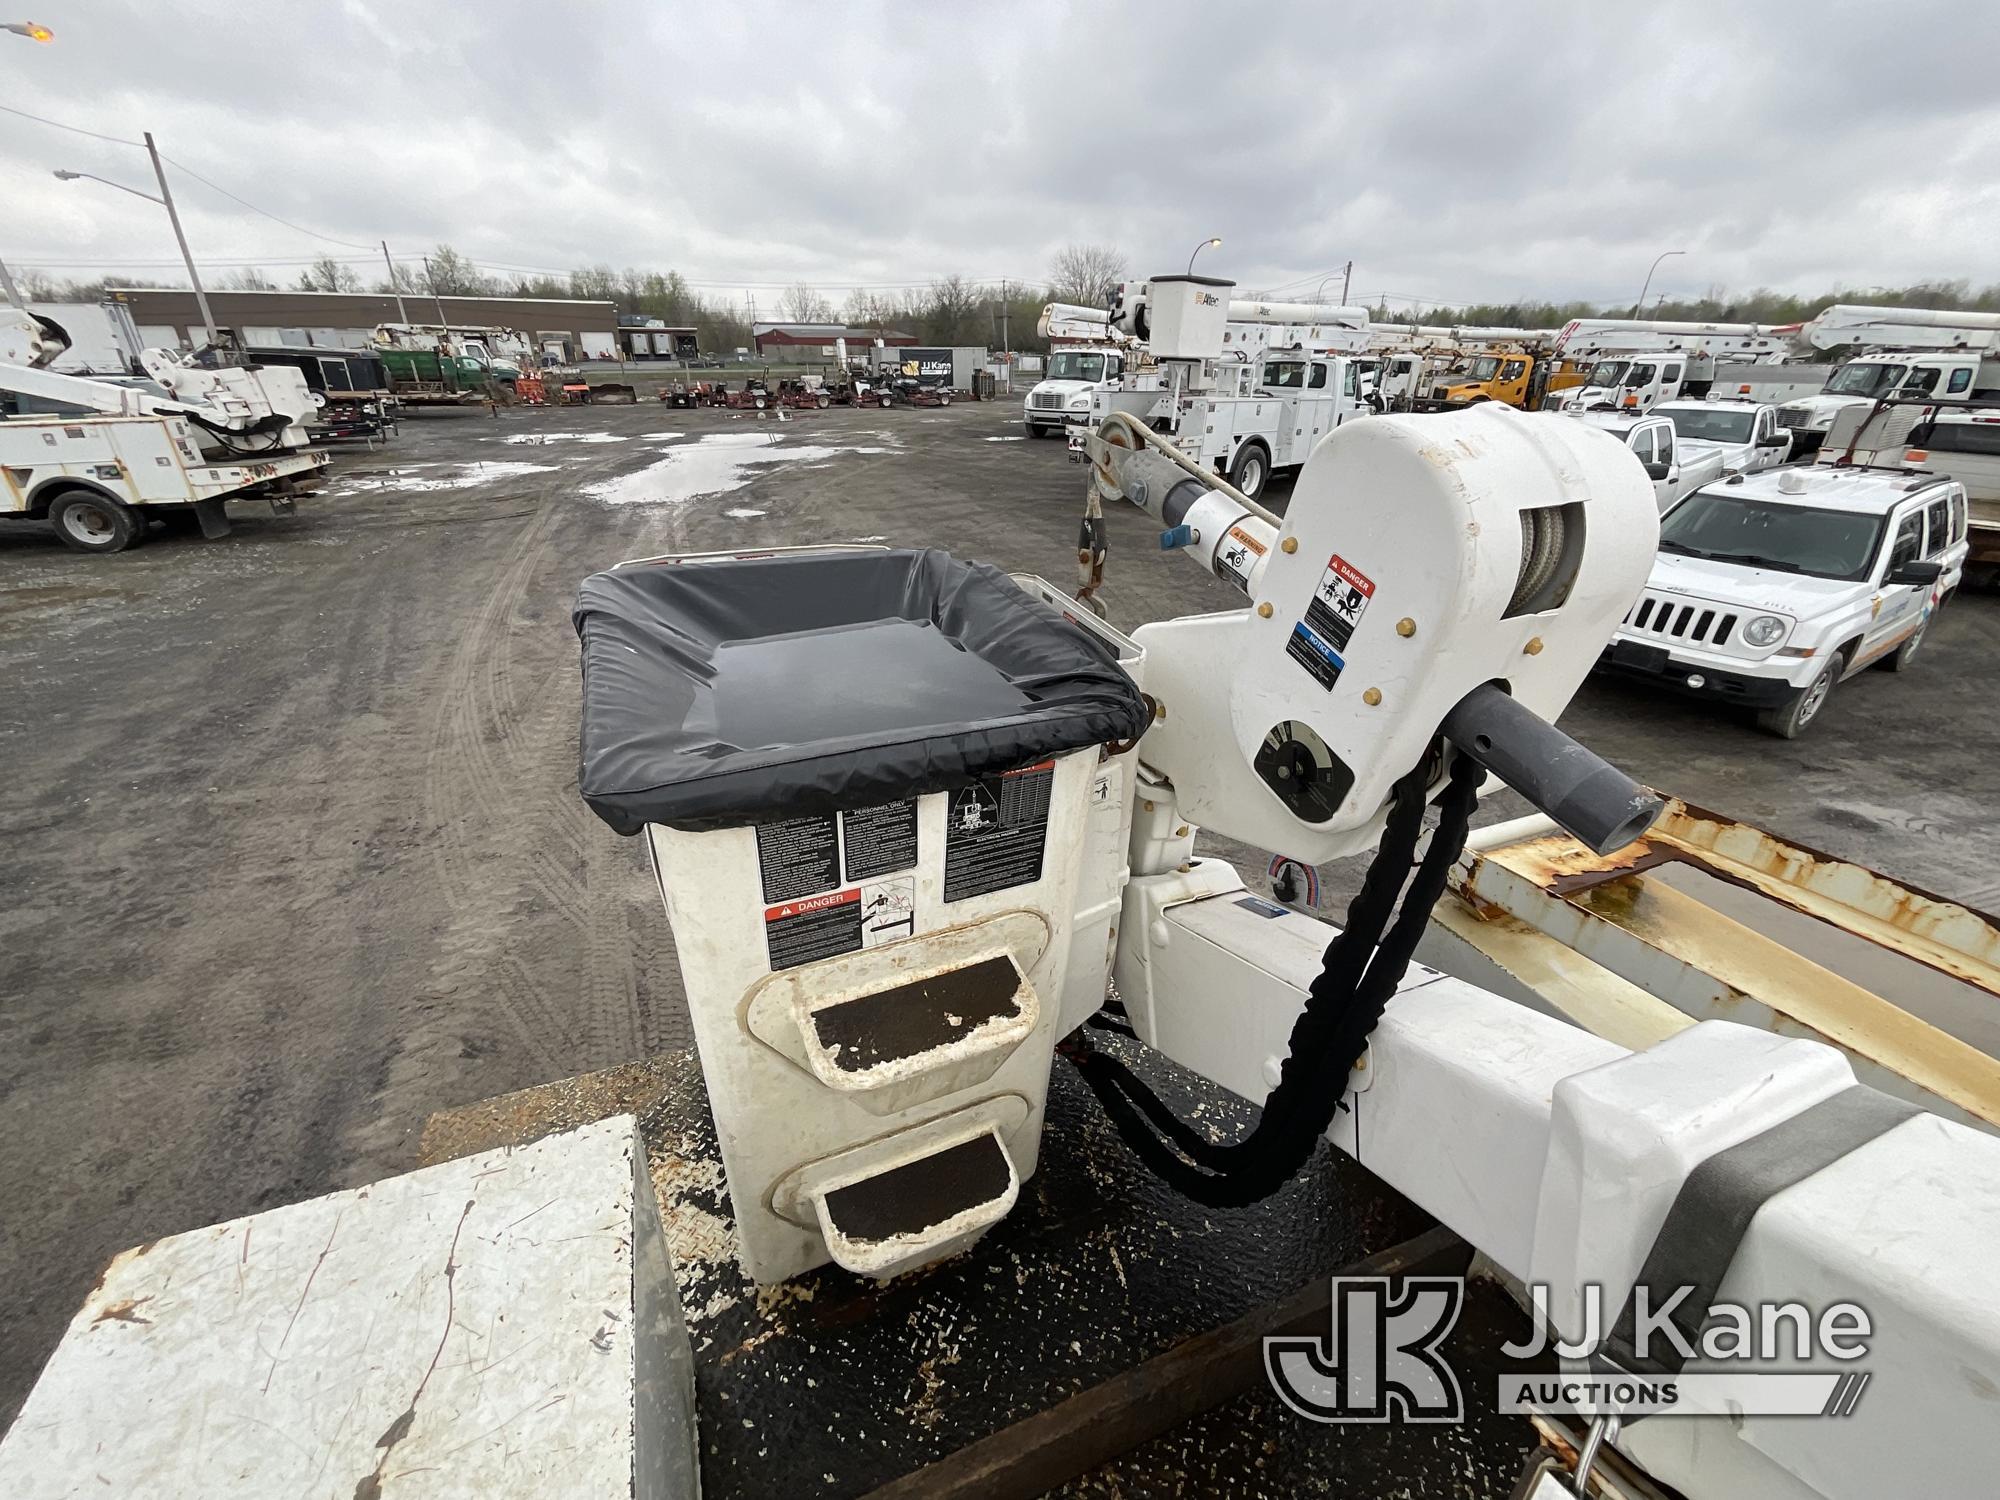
{"left": 0, "top": 101, "right": 143, "bottom": 147}
{"left": 157, "top": 154, "right": 377, "bottom": 250}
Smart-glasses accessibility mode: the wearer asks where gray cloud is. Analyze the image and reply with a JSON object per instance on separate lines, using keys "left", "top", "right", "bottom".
{"left": 3, "top": 0, "right": 1997, "bottom": 308}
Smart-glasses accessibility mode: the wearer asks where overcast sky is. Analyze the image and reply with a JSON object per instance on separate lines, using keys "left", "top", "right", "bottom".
{"left": 4, "top": 0, "right": 1998, "bottom": 311}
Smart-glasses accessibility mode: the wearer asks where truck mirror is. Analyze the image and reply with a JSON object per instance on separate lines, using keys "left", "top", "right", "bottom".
{"left": 1642, "top": 460, "right": 1672, "bottom": 481}
{"left": 1758, "top": 433, "right": 1788, "bottom": 448}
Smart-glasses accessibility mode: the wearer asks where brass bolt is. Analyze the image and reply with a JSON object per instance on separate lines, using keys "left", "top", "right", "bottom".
{"left": 1354, "top": 1053, "right": 1369, "bottom": 1071}
{"left": 1362, "top": 687, "right": 1383, "bottom": 706}
{"left": 1142, "top": 799, "right": 1155, "bottom": 813}
{"left": 1154, "top": 701, "right": 1168, "bottom": 720}
{"left": 1280, "top": 537, "right": 1299, "bottom": 554}
{"left": 1396, "top": 617, "right": 1416, "bottom": 637}
{"left": 1256, "top": 601, "right": 1274, "bottom": 618}
{"left": 1175, "top": 824, "right": 1189, "bottom": 837}
{"left": 1524, "top": 637, "right": 1545, "bottom": 655}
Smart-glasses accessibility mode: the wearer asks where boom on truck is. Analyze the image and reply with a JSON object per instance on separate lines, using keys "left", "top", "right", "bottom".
{"left": 2, "top": 276, "right": 329, "bottom": 553}
{"left": 1067, "top": 276, "right": 1372, "bottom": 498}
{"left": 1776, "top": 304, "right": 2000, "bottom": 454}
{"left": 1552, "top": 318, "right": 1801, "bottom": 413}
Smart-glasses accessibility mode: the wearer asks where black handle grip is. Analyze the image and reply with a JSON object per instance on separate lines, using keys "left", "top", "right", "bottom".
{"left": 1441, "top": 682, "right": 1664, "bottom": 856}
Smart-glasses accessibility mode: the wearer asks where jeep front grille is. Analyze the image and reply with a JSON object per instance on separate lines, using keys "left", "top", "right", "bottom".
{"left": 1625, "top": 592, "right": 1738, "bottom": 646}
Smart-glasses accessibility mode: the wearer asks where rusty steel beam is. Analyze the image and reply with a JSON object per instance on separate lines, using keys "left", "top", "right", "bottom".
{"left": 856, "top": 1225, "right": 1471, "bottom": 1500}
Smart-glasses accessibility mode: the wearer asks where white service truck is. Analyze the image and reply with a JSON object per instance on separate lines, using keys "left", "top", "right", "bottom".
{"left": 1025, "top": 288, "right": 1371, "bottom": 449}
{"left": 1058, "top": 278, "right": 1369, "bottom": 496}
{"left": 2, "top": 294, "right": 329, "bottom": 552}
{"left": 1597, "top": 466, "right": 1968, "bottom": 736}
{"left": 1776, "top": 304, "right": 2000, "bottom": 454}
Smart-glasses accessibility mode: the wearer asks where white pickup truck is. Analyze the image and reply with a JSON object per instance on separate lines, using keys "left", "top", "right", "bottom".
{"left": 1568, "top": 409, "right": 1728, "bottom": 511}
{"left": 1596, "top": 466, "right": 1968, "bottom": 737}
{"left": 1652, "top": 397, "right": 1793, "bottom": 474}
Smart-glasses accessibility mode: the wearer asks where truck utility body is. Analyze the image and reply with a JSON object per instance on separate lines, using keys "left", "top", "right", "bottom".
{"left": 1082, "top": 347, "right": 1364, "bottom": 497}
{"left": 1599, "top": 465, "right": 1968, "bottom": 736}
{"left": 0, "top": 412, "right": 329, "bottom": 552}
{"left": 1567, "top": 408, "right": 1727, "bottom": 511}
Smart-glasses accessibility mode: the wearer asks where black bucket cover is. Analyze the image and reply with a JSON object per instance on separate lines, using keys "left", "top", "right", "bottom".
{"left": 574, "top": 548, "right": 1149, "bottom": 834}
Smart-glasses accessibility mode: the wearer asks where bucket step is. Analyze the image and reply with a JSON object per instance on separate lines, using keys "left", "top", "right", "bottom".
{"left": 809, "top": 1125, "right": 1020, "bottom": 1278}
{"left": 746, "top": 918, "right": 1048, "bottom": 1116}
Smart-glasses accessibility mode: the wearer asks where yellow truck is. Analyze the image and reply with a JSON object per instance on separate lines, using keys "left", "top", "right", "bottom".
{"left": 1425, "top": 346, "right": 1584, "bottom": 409}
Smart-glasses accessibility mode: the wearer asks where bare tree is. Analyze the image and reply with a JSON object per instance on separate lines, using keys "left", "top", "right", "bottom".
{"left": 424, "top": 245, "right": 491, "bottom": 297}
{"left": 1047, "top": 243, "right": 1128, "bottom": 308}
{"left": 219, "top": 266, "right": 277, "bottom": 291}
{"left": 923, "top": 274, "right": 985, "bottom": 345}
{"left": 295, "top": 255, "right": 360, "bottom": 293}
{"left": 781, "top": 283, "right": 833, "bottom": 323}
{"left": 842, "top": 288, "right": 895, "bottom": 331}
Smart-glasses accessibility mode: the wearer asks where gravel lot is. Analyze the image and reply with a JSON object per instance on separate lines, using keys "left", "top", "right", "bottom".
{"left": 2, "top": 397, "right": 1995, "bottom": 1425}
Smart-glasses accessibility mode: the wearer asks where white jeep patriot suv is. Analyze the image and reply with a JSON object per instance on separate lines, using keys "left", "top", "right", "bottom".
{"left": 1598, "top": 465, "right": 1969, "bottom": 737}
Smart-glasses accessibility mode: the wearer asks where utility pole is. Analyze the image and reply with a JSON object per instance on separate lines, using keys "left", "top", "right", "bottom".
{"left": 382, "top": 241, "right": 408, "bottom": 325}
{"left": 1001, "top": 300, "right": 1010, "bottom": 394}
{"left": 143, "top": 131, "right": 216, "bottom": 346}
{"left": 1341, "top": 259, "right": 1353, "bottom": 306}
{"left": 423, "top": 256, "right": 451, "bottom": 340}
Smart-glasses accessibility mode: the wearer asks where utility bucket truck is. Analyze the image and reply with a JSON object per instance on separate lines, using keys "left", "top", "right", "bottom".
{"left": 1067, "top": 276, "right": 1370, "bottom": 498}
{"left": 2, "top": 300, "right": 329, "bottom": 553}
{"left": 1553, "top": 318, "right": 1798, "bottom": 413}
{"left": 13, "top": 402, "right": 2000, "bottom": 1500}
{"left": 1776, "top": 304, "right": 2000, "bottom": 454}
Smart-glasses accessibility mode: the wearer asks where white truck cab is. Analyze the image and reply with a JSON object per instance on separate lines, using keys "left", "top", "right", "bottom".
{"left": 1778, "top": 351, "right": 1999, "bottom": 453}
{"left": 1652, "top": 396, "right": 1794, "bottom": 474}
{"left": 1568, "top": 409, "right": 1728, "bottom": 511}
{"left": 1024, "top": 347, "right": 1126, "bottom": 438}
{"left": 1598, "top": 467, "right": 1969, "bottom": 737}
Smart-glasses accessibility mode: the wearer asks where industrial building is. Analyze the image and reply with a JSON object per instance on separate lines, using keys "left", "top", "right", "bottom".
{"left": 104, "top": 288, "right": 621, "bottom": 361}
{"left": 751, "top": 321, "right": 920, "bottom": 357}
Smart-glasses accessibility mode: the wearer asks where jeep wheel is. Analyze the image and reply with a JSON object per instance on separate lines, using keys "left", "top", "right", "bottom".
{"left": 1884, "top": 611, "right": 1931, "bottom": 672}
{"left": 1755, "top": 658, "right": 1839, "bottom": 739}
{"left": 50, "top": 491, "right": 143, "bottom": 554}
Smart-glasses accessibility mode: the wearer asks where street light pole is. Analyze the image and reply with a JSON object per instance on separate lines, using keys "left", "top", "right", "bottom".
{"left": 141, "top": 132, "right": 217, "bottom": 346}
{"left": 1186, "top": 237, "right": 1222, "bottom": 275}
{"left": 1633, "top": 249, "right": 1684, "bottom": 319}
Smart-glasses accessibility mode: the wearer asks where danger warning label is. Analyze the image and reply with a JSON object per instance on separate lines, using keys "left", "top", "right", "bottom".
{"left": 944, "top": 760, "right": 1053, "bottom": 902}
{"left": 765, "top": 886, "right": 863, "bottom": 971}
{"left": 1305, "top": 553, "right": 1374, "bottom": 653}
{"left": 1214, "top": 523, "right": 1268, "bottom": 591}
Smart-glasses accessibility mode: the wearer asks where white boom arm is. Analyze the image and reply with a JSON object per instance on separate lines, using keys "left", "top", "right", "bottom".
{"left": 1800, "top": 303, "right": 2000, "bottom": 354}
{"left": 1555, "top": 317, "right": 1793, "bottom": 361}
{"left": 2, "top": 303, "right": 316, "bottom": 451}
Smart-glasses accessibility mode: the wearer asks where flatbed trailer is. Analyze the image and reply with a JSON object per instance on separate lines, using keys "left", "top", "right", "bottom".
{"left": 0, "top": 412, "right": 330, "bottom": 552}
